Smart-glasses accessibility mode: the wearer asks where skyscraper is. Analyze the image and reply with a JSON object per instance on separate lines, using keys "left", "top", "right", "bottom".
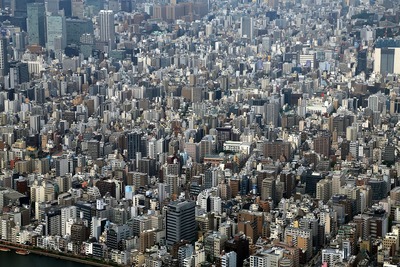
{"left": 99, "top": 10, "right": 115, "bottom": 50}
{"left": 71, "top": 0, "right": 84, "bottom": 18}
{"left": 0, "top": 37, "right": 9, "bottom": 79}
{"left": 127, "top": 130, "right": 143, "bottom": 161}
{"left": 46, "top": 13, "right": 67, "bottom": 51}
{"left": 374, "top": 47, "right": 400, "bottom": 75}
{"left": 46, "top": 0, "right": 60, "bottom": 13}
{"left": 240, "top": 17, "right": 253, "bottom": 40}
{"left": 27, "top": 3, "right": 46, "bottom": 46}
{"left": 166, "top": 200, "right": 196, "bottom": 245}
{"left": 11, "top": 0, "right": 28, "bottom": 17}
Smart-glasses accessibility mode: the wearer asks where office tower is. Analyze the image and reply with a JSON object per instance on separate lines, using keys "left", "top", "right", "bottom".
{"left": 87, "top": 139, "right": 100, "bottom": 159}
{"left": 66, "top": 18, "right": 94, "bottom": 45}
{"left": 29, "top": 115, "right": 41, "bottom": 134}
{"left": 46, "top": 0, "right": 60, "bottom": 13}
{"left": 261, "top": 177, "right": 276, "bottom": 202}
{"left": 127, "top": 130, "right": 143, "bottom": 161}
{"left": 55, "top": 157, "right": 69, "bottom": 176}
{"left": 12, "top": 31, "right": 27, "bottom": 60}
{"left": 240, "top": 17, "right": 253, "bottom": 40}
{"left": 27, "top": 3, "right": 46, "bottom": 46}
{"left": 11, "top": 0, "right": 28, "bottom": 17}
{"left": 374, "top": 47, "right": 400, "bottom": 75}
{"left": 71, "top": 0, "right": 84, "bottom": 18}
{"left": 216, "top": 126, "right": 232, "bottom": 153}
{"left": 107, "top": 0, "right": 119, "bottom": 12}
{"left": 9, "top": 61, "right": 29, "bottom": 87}
{"left": 0, "top": 37, "right": 9, "bottom": 79}
{"left": 13, "top": 31, "right": 26, "bottom": 51}
{"left": 46, "top": 13, "right": 67, "bottom": 50}
{"left": 266, "top": 102, "right": 280, "bottom": 127}
{"left": 120, "top": 0, "right": 133, "bottom": 12}
{"left": 368, "top": 94, "right": 380, "bottom": 112}
{"left": 166, "top": 201, "right": 196, "bottom": 245}
{"left": 356, "top": 49, "right": 367, "bottom": 75}
{"left": 59, "top": 0, "right": 72, "bottom": 17}
{"left": 263, "top": 140, "right": 292, "bottom": 161}
{"left": 99, "top": 10, "right": 115, "bottom": 49}
{"left": 313, "top": 133, "right": 331, "bottom": 158}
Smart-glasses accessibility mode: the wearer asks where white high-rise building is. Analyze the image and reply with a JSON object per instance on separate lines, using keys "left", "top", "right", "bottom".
{"left": 221, "top": 251, "right": 237, "bottom": 267}
{"left": 99, "top": 10, "right": 115, "bottom": 49}
{"left": 61, "top": 206, "right": 77, "bottom": 236}
{"left": 322, "top": 249, "right": 344, "bottom": 267}
{"left": 368, "top": 95, "right": 378, "bottom": 111}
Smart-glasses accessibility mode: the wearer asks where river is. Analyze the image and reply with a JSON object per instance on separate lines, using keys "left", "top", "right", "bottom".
{"left": 0, "top": 250, "right": 94, "bottom": 267}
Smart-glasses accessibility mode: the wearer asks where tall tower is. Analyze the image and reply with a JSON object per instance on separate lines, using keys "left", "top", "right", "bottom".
{"left": 46, "top": 13, "right": 67, "bottom": 51}
{"left": 166, "top": 201, "right": 196, "bottom": 245}
{"left": 240, "top": 16, "right": 253, "bottom": 40}
{"left": 0, "top": 37, "right": 9, "bottom": 80}
{"left": 71, "top": 0, "right": 84, "bottom": 18}
{"left": 27, "top": 3, "right": 46, "bottom": 46}
{"left": 127, "top": 130, "right": 143, "bottom": 161}
{"left": 46, "top": 0, "right": 60, "bottom": 13}
{"left": 99, "top": 10, "right": 115, "bottom": 50}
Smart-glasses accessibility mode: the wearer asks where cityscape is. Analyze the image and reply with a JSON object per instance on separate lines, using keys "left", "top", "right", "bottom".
{"left": 0, "top": 0, "right": 398, "bottom": 266}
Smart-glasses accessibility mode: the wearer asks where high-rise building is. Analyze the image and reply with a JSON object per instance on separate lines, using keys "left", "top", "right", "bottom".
{"left": 66, "top": 18, "right": 94, "bottom": 45}
{"left": 29, "top": 115, "right": 41, "bottom": 134}
{"left": 71, "top": 0, "right": 84, "bottom": 18}
{"left": 313, "top": 133, "right": 331, "bottom": 158}
{"left": 59, "top": 0, "right": 72, "bottom": 17}
{"left": 27, "top": 3, "right": 46, "bottom": 46}
{"left": 204, "top": 232, "right": 228, "bottom": 262}
{"left": 99, "top": 10, "right": 115, "bottom": 50}
{"left": 166, "top": 200, "right": 196, "bottom": 245}
{"left": 321, "top": 249, "right": 344, "bottom": 267}
{"left": 261, "top": 177, "right": 276, "bottom": 203}
{"left": 46, "top": 0, "right": 60, "bottom": 13}
{"left": 216, "top": 126, "right": 232, "bottom": 153}
{"left": 11, "top": 0, "right": 28, "bottom": 17}
{"left": 263, "top": 140, "right": 292, "bottom": 161}
{"left": 374, "top": 47, "right": 400, "bottom": 75}
{"left": 46, "top": 13, "right": 67, "bottom": 51}
{"left": 316, "top": 179, "right": 332, "bottom": 203}
{"left": 240, "top": 17, "right": 253, "bottom": 40}
{"left": 9, "top": 61, "right": 29, "bottom": 87}
{"left": 127, "top": 130, "right": 143, "bottom": 161}
{"left": 266, "top": 102, "right": 280, "bottom": 127}
{"left": 0, "top": 37, "right": 9, "bottom": 79}
{"left": 356, "top": 49, "right": 368, "bottom": 75}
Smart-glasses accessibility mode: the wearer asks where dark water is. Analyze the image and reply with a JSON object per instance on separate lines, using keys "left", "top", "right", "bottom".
{"left": 0, "top": 250, "right": 94, "bottom": 267}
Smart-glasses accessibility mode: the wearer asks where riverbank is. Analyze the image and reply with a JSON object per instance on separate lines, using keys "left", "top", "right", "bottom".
{"left": 0, "top": 241, "right": 112, "bottom": 267}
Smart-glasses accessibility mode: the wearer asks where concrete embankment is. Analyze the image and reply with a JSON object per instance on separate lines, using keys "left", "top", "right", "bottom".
{"left": 0, "top": 241, "right": 111, "bottom": 267}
